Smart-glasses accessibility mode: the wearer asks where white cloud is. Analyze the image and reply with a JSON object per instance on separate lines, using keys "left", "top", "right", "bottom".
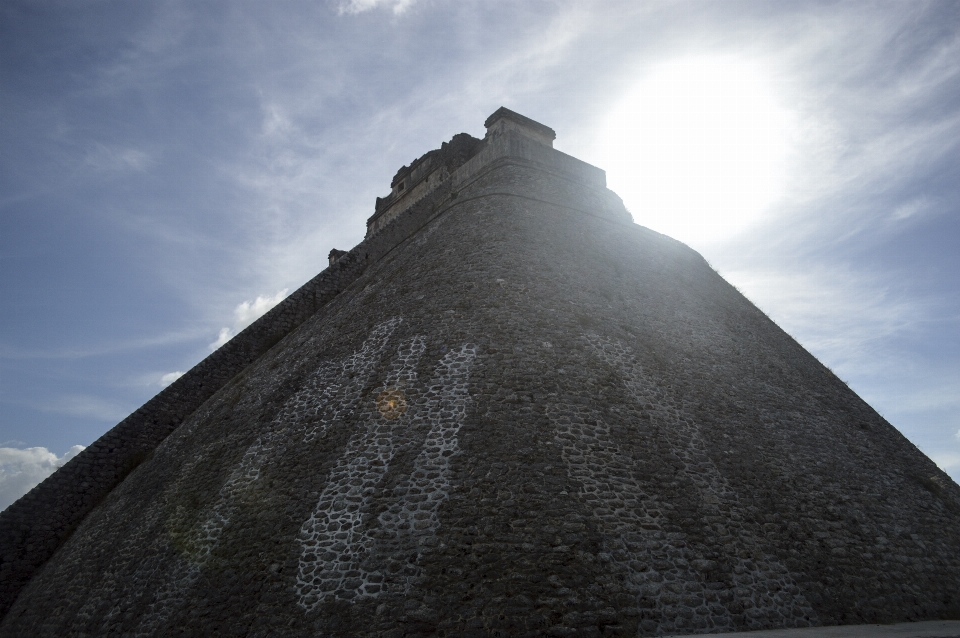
{"left": 209, "top": 327, "right": 233, "bottom": 351}
{"left": 337, "top": 0, "right": 416, "bottom": 15}
{"left": 210, "top": 289, "right": 289, "bottom": 351}
{"left": 234, "top": 289, "right": 289, "bottom": 326}
{"left": 956, "top": 429, "right": 960, "bottom": 441}
{"left": 159, "top": 371, "right": 185, "bottom": 387}
{"left": 0, "top": 445, "right": 85, "bottom": 512}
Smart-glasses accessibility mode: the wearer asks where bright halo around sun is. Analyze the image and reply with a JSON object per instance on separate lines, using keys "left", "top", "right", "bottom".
{"left": 595, "top": 57, "right": 798, "bottom": 247}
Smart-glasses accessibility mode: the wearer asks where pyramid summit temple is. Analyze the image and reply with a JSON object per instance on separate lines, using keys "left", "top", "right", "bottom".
{"left": 2, "top": 108, "right": 959, "bottom": 637}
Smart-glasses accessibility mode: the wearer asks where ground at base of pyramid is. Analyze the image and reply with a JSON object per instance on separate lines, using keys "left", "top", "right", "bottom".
{"left": 1, "top": 108, "right": 958, "bottom": 637}
{"left": 672, "top": 620, "right": 960, "bottom": 638}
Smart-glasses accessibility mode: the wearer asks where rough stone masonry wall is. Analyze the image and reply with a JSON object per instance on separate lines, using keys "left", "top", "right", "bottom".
{"left": 2, "top": 155, "right": 959, "bottom": 637}
{"left": 0, "top": 230, "right": 369, "bottom": 620}
{"left": 0, "top": 132, "right": 621, "bottom": 620}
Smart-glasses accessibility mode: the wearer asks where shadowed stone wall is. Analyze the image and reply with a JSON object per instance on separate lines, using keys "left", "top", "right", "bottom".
{"left": 0, "top": 127, "right": 622, "bottom": 621}
{"left": 2, "top": 119, "right": 958, "bottom": 636}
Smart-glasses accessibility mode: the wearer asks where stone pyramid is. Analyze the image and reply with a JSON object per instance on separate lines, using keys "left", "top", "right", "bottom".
{"left": 2, "top": 108, "right": 959, "bottom": 637}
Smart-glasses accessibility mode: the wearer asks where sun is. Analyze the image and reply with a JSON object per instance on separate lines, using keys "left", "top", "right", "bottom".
{"left": 594, "top": 57, "right": 797, "bottom": 247}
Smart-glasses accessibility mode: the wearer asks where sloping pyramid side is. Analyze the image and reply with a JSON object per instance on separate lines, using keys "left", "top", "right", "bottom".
{"left": 2, "top": 130, "right": 959, "bottom": 637}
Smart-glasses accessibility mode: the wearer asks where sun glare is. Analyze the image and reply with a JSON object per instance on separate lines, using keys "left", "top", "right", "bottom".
{"left": 595, "top": 57, "right": 797, "bottom": 246}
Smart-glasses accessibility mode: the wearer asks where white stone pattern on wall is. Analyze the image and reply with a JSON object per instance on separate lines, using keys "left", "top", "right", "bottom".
{"left": 75, "top": 318, "right": 404, "bottom": 636}
{"left": 546, "top": 334, "right": 819, "bottom": 634}
{"left": 294, "top": 334, "right": 427, "bottom": 607}
{"left": 301, "top": 317, "right": 405, "bottom": 445}
{"left": 201, "top": 315, "right": 405, "bottom": 551}
{"left": 376, "top": 344, "right": 477, "bottom": 591}
{"left": 296, "top": 343, "right": 477, "bottom": 609}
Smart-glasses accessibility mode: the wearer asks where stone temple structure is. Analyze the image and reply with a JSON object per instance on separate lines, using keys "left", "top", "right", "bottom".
{"left": 2, "top": 108, "right": 959, "bottom": 637}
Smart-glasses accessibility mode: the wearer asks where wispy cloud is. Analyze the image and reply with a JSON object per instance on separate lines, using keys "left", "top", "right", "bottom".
{"left": 85, "top": 143, "right": 154, "bottom": 172}
{"left": 41, "top": 395, "right": 129, "bottom": 423}
{"left": 337, "top": 0, "right": 417, "bottom": 15}
{"left": 210, "top": 289, "right": 289, "bottom": 350}
{"left": 722, "top": 266, "right": 927, "bottom": 370}
{"left": 891, "top": 197, "right": 933, "bottom": 221}
{"left": 880, "top": 370, "right": 960, "bottom": 415}
{"left": 0, "top": 445, "right": 85, "bottom": 511}
{"left": 0, "top": 327, "right": 208, "bottom": 361}
{"left": 215, "top": 1, "right": 602, "bottom": 302}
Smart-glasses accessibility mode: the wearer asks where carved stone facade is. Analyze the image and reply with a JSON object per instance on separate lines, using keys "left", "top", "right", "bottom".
{"left": 365, "top": 107, "right": 561, "bottom": 238}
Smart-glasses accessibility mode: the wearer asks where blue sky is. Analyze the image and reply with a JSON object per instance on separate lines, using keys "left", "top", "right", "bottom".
{"left": 2, "top": 0, "right": 959, "bottom": 509}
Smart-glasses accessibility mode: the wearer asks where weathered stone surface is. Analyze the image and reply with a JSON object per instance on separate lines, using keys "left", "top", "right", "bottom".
{"left": 1, "top": 111, "right": 958, "bottom": 636}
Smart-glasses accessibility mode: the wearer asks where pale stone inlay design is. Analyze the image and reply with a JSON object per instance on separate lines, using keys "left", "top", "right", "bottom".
{"left": 87, "top": 318, "right": 405, "bottom": 636}
{"left": 296, "top": 343, "right": 476, "bottom": 609}
{"left": 377, "top": 343, "right": 477, "bottom": 592}
{"left": 295, "top": 334, "right": 426, "bottom": 607}
{"left": 545, "top": 334, "right": 818, "bottom": 634}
